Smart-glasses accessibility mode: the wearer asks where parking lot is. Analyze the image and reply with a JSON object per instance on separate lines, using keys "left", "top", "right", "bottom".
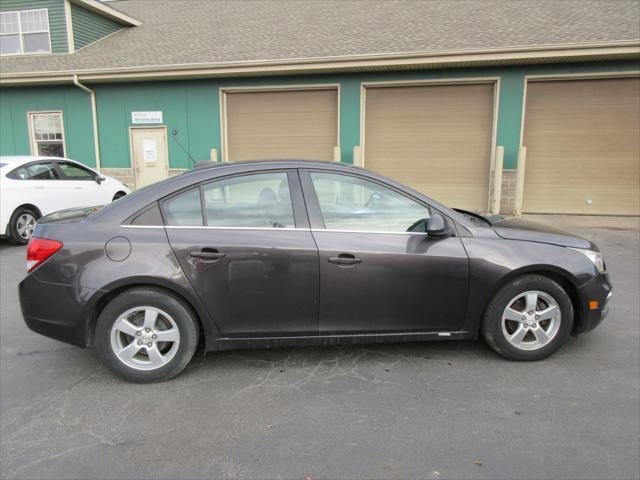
{"left": 1, "top": 220, "right": 638, "bottom": 480}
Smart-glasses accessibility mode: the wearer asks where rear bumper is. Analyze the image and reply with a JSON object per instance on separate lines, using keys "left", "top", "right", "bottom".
{"left": 19, "top": 274, "right": 103, "bottom": 347}
{"left": 576, "top": 272, "right": 612, "bottom": 334}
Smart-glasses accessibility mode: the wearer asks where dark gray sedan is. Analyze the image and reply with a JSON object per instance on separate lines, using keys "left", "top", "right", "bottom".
{"left": 19, "top": 161, "right": 612, "bottom": 382}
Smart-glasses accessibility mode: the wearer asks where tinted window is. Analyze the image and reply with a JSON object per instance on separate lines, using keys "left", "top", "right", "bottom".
{"left": 9, "top": 162, "right": 59, "bottom": 180}
{"left": 58, "top": 162, "right": 94, "bottom": 180}
{"left": 203, "top": 172, "right": 295, "bottom": 228}
{"left": 310, "top": 172, "right": 430, "bottom": 232}
{"left": 163, "top": 188, "right": 203, "bottom": 226}
{"left": 131, "top": 204, "right": 163, "bottom": 226}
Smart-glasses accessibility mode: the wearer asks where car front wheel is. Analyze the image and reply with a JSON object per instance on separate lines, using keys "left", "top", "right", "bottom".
{"left": 482, "top": 274, "right": 573, "bottom": 361}
{"left": 94, "top": 287, "right": 199, "bottom": 382}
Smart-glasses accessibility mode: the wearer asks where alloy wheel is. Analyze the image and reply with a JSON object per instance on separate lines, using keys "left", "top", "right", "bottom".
{"left": 110, "top": 306, "right": 181, "bottom": 370}
{"left": 501, "top": 290, "right": 561, "bottom": 351}
{"left": 16, "top": 213, "right": 36, "bottom": 240}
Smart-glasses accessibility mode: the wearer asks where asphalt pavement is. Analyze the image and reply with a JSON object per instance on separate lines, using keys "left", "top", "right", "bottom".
{"left": 1, "top": 222, "right": 638, "bottom": 480}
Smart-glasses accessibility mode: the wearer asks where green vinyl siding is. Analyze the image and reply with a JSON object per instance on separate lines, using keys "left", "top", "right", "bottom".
{"left": 0, "top": 0, "right": 68, "bottom": 53}
{"left": 1, "top": 59, "right": 638, "bottom": 172}
{"left": 70, "top": 2, "right": 121, "bottom": 50}
{"left": 0, "top": 86, "right": 96, "bottom": 166}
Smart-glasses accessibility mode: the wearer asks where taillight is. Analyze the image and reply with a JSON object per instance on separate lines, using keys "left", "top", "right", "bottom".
{"left": 26, "top": 238, "right": 63, "bottom": 272}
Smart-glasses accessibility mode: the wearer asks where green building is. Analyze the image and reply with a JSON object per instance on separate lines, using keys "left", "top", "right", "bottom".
{"left": 1, "top": 0, "right": 639, "bottom": 215}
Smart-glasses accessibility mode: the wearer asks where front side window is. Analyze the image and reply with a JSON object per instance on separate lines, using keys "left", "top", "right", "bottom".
{"left": 0, "top": 9, "right": 51, "bottom": 55}
{"left": 9, "top": 162, "right": 59, "bottom": 180}
{"left": 310, "top": 172, "right": 430, "bottom": 232}
{"left": 57, "top": 162, "right": 95, "bottom": 180}
{"left": 29, "top": 112, "right": 65, "bottom": 157}
{"left": 203, "top": 172, "right": 295, "bottom": 228}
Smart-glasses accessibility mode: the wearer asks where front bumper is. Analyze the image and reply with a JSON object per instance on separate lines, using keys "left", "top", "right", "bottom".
{"left": 19, "top": 274, "right": 104, "bottom": 347}
{"left": 576, "top": 272, "right": 612, "bottom": 334}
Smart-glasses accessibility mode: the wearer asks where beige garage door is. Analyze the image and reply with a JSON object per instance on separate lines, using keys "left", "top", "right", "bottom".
{"left": 364, "top": 83, "right": 495, "bottom": 211}
{"left": 523, "top": 77, "right": 640, "bottom": 215}
{"left": 225, "top": 89, "right": 338, "bottom": 162}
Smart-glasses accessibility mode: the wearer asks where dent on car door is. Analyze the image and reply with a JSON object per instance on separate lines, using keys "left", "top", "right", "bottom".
{"left": 162, "top": 170, "right": 320, "bottom": 337}
{"left": 300, "top": 170, "right": 469, "bottom": 334}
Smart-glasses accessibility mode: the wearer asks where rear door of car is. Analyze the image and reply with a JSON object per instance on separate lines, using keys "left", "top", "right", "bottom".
{"left": 162, "top": 169, "right": 319, "bottom": 337}
{"left": 7, "top": 161, "right": 71, "bottom": 214}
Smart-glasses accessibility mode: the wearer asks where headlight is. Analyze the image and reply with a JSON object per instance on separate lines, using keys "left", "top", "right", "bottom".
{"left": 570, "top": 248, "right": 605, "bottom": 273}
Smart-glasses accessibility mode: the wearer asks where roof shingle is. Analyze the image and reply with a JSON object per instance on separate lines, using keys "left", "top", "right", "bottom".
{"left": 1, "top": 0, "right": 638, "bottom": 76}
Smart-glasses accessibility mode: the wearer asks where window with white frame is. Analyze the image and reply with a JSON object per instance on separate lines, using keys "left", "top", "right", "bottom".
{"left": 0, "top": 9, "right": 51, "bottom": 55}
{"left": 29, "top": 112, "right": 65, "bottom": 157}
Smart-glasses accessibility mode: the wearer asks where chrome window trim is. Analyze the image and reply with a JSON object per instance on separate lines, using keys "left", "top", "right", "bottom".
{"left": 312, "top": 228, "right": 429, "bottom": 236}
{"left": 121, "top": 225, "right": 429, "bottom": 235}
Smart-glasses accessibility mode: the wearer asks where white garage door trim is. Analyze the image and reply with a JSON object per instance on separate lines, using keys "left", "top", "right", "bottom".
{"left": 517, "top": 71, "right": 640, "bottom": 215}
{"left": 360, "top": 77, "right": 500, "bottom": 212}
{"left": 219, "top": 84, "right": 340, "bottom": 163}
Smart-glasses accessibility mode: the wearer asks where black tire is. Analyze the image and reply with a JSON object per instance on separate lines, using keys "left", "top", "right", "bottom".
{"left": 481, "top": 274, "right": 573, "bottom": 361}
{"left": 8, "top": 207, "right": 39, "bottom": 245}
{"left": 112, "top": 191, "right": 127, "bottom": 201}
{"left": 94, "top": 287, "right": 199, "bottom": 382}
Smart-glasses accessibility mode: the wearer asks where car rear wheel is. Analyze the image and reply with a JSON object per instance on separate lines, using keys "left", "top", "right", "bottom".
{"left": 8, "top": 207, "right": 39, "bottom": 245}
{"left": 481, "top": 274, "right": 573, "bottom": 361}
{"left": 95, "top": 287, "right": 199, "bottom": 382}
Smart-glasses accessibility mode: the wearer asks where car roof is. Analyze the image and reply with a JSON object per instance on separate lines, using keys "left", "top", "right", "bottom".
{"left": 0, "top": 156, "right": 87, "bottom": 171}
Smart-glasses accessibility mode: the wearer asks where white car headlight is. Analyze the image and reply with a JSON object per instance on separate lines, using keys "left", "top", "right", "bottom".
{"left": 570, "top": 248, "right": 605, "bottom": 273}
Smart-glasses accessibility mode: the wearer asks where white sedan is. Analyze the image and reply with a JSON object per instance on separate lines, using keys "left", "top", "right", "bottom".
{"left": 0, "top": 156, "right": 130, "bottom": 244}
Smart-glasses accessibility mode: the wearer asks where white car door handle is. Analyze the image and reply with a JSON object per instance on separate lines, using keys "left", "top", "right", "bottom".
{"left": 34, "top": 186, "right": 45, "bottom": 189}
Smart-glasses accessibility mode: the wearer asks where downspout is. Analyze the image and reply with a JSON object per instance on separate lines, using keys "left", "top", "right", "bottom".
{"left": 73, "top": 75, "right": 101, "bottom": 173}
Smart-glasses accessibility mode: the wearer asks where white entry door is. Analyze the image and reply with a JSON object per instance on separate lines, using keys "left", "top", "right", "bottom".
{"left": 130, "top": 127, "right": 169, "bottom": 188}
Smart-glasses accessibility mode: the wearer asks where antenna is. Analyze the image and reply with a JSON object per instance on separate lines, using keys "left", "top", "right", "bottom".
{"left": 170, "top": 129, "right": 196, "bottom": 166}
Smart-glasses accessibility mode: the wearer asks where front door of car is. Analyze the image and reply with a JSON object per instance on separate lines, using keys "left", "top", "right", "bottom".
{"left": 55, "top": 161, "right": 107, "bottom": 207}
{"left": 163, "top": 170, "right": 319, "bottom": 336}
{"left": 300, "top": 170, "right": 469, "bottom": 334}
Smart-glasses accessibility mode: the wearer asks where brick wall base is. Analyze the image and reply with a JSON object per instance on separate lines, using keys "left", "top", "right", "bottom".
{"left": 101, "top": 168, "right": 135, "bottom": 190}
{"left": 500, "top": 169, "right": 518, "bottom": 216}
{"left": 100, "top": 168, "right": 189, "bottom": 191}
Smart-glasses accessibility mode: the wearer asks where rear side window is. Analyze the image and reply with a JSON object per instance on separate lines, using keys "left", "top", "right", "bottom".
{"left": 163, "top": 188, "right": 203, "bottom": 226}
{"left": 7, "top": 162, "right": 59, "bottom": 180}
{"left": 130, "top": 203, "right": 163, "bottom": 226}
{"left": 202, "top": 172, "right": 294, "bottom": 228}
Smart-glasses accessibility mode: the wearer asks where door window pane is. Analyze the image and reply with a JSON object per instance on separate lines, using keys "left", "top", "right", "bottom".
{"left": 203, "top": 172, "right": 295, "bottom": 228}
{"left": 163, "top": 188, "right": 203, "bottom": 226}
{"left": 58, "top": 162, "right": 95, "bottom": 180}
{"left": 30, "top": 112, "right": 65, "bottom": 157}
{"left": 24, "top": 162, "right": 59, "bottom": 180}
{"left": 310, "top": 172, "right": 430, "bottom": 232}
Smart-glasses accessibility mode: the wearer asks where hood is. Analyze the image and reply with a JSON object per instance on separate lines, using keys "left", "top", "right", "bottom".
{"left": 492, "top": 217, "right": 596, "bottom": 250}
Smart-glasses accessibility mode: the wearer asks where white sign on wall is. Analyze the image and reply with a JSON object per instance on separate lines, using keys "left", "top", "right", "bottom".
{"left": 142, "top": 139, "right": 158, "bottom": 163}
{"left": 131, "top": 111, "right": 163, "bottom": 124}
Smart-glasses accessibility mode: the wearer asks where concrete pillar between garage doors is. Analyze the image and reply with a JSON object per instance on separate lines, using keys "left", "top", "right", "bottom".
{"left": 513, "top": 146, "right": 528, "bottom": 217}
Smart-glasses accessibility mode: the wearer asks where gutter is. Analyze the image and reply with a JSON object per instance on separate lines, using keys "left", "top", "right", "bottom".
{"left": 73, "top": 75, "right": 101, "bottom": 173}
{"left": 1, "top": 42, "right": 639, "bottom": 85}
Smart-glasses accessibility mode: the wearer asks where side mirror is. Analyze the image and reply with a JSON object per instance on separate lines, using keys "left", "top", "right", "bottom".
{"left": 95, "top": 175, "right": 105, "bottom": 184}
{"left": 427, "top": 213, "right": 451, "bottom": 238}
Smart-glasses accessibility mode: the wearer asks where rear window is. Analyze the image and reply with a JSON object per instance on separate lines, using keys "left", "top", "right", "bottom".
{"left": 162, "top": 188, "right": 203, "bottom": 226}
